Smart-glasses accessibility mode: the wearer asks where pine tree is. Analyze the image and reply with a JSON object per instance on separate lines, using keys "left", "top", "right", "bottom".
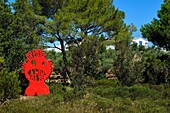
{"left": 29, "top": 0, "right": 127, "bottom": 80}
{"left": 0, "top": 0, "right": 43, "bottom": 71}
{"left": 140, "top": 0, "right": 170, "bottom": 50}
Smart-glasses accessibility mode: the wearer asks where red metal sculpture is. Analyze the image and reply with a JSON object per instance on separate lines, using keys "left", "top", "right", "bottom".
{"left": 22, "top": 49, "right": 54, "bottom": 96}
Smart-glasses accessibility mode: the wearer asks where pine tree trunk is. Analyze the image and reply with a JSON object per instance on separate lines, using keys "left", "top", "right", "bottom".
{"left": 59, "top": 39, "right": 71, "bottom": 82}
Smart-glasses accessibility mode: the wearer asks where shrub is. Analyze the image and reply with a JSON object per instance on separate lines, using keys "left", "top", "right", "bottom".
{"left": 128, "top": 84, "right": 160, "bottom": 100}
{"left": 114, "top": 45, "right": 170, "bottom": 86}
{"left": 1, "top": 83, "right": 170, "bottom": 112}
{"left": 70, "top": 37, "right": 100, "bottom": 87}
{"left": 139, "top": 47, "right": 170, "bottom": 84}
{"left": 0, "top": 57, "right": 21, "bottom": 102}
{"left": 94, "top": 79, "right": 120, "bottom": 88}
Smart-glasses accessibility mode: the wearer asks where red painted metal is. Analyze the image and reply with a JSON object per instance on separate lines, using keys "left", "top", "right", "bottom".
{"left": 22, "top": 49, "right": 54, "bottom": 96}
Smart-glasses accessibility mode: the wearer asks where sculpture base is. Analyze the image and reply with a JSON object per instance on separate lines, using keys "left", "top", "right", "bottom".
{"left": 24, "top": 82, "right": 50, "bottom": 96}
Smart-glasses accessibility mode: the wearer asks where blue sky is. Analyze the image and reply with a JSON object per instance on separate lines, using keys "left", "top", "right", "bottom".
{"left": 114, "top": 0, "right": 163, "bottom": 37}
{"left": 9, "top": 0, "right": 163, "bottom": 37}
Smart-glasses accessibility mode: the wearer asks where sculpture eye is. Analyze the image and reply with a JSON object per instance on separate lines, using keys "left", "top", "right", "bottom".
{"left": 32, "top": 60, "right": 36, "bottom": 65}
{"left": 42, "top": 62, "right": 46, "bottom": 66}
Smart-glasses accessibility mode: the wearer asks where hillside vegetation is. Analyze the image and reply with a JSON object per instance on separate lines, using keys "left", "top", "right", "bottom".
{"left": 0, "top": 0, "right": 170, "bottom": 112}
{"left": 1, "top": 80, "right": 170, "bottom": 113}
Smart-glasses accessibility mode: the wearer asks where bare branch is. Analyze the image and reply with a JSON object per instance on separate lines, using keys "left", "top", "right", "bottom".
{"left": 47, "top": 43, "right": 62, "bottom": 51}
{"left": 53, "top": 43, "right": 62, "bottom": 50}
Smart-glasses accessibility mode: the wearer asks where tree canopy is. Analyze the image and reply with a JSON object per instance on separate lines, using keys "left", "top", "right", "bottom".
{"left": 27, "top": 0, "right": 130, "bottom": 79}
{"left": 0, "top": 0, "right": 43, "bottom": 71}
{"left": 140, "top": 0, "right": 170, "bottom": 50}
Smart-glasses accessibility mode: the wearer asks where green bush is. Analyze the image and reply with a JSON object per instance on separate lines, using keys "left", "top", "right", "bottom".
{"left": 0, "top": 57, "right": 21, "bottom": 102}
{"left": 49, "top": 83, "right": 65, "bottom": 94}
{"left": 91, "top": 80, "right": 168, "bottom": 101}
{"left": 63, "top": 86, "right": 86, "bottom": 102}
{"left": 91, "top": 80, "right": 127, "bottom": 99}
{"left": 95, "top": 96, "right": 113, "bottom": 111}
{"left": 70, "top": 37, "right": 100, "bottom": 87}
{"left": 99, "top": 49, "right": 117, "bottom": 75}
{"left": 1, "top": 83, "right": 170, "bottom": 112}
{"left": 114, "top": 45, "right": 170, "bottom": 86}
{"left": 94, "top": 79, "right": 120, "bottom": 88}
{"left": 128, "top": 84, "right": 160, "bottom": 100}
{"left": 49, "top": 83, "right": 86, "bottom": 102}
{"left": 137, "top": 47, "right": 170, "bottom": 84}
{"left": 147, "top": 84, "right": 170, "bottom": 99}
{"left": 134, "top": 98, "right": 167, "bottom": 113}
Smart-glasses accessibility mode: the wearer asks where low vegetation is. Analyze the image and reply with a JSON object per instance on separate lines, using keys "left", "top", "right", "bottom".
{"left": 1, "top": 80, "right": 170, "bottom": 113}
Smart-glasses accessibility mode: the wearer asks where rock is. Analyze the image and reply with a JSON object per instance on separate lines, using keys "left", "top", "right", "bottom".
{"left": 105, "top": 69, "right": 117, "bottom": 79}
{"left": 20, "top": 95, "right": 35, "bottom": 101}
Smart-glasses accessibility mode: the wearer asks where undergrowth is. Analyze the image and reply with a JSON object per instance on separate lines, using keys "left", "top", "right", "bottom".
{"left": 0, "top": 80, "right": 170, "bottom": 113}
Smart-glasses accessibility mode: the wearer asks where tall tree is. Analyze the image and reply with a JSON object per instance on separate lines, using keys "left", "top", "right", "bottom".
{"left": 140, "top": 0, "right": 170, "bottom": 50}
{"left": 113, "top": 24, "right": 136, "bottom": 85}
{"left": 0, "top": 0, "right": 43, "bottom": 71}
{"left": 30, "top": 0, "right": 126, "bottom": 79}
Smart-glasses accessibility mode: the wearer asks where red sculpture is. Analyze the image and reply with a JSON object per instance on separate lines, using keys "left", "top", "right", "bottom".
{"left": 22, "top": 49, "right": 54, "bottom": 96}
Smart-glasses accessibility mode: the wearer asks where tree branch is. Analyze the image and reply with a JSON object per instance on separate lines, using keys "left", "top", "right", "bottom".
{"left": 68, "top": 34, "right": 80, "bottom": 46}
{"left": 53, "top": 43, "right": 62, "bottom": 50}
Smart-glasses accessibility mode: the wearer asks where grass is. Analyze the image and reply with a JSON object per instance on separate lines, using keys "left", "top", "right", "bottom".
{"left": 0, "top": 79, "right": 170, "bottom": 113}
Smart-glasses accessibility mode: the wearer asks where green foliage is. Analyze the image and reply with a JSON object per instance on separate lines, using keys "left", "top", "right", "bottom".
{"left": 1, "top": 81, "right": 170, "bottom": 112}
{"left": 70, "top": 37, "right": 100, "bottom": 87}
{"left": 91, "top": 80, "right": 170, "bottom": 101}
{"left": 140, "top": 0, "right": 170, "bottom": 50}
{"left": 93, "top": 79, "right": 120, "bottom": 88}
{"left": 45, "top": 50, "right": 65, "bottom": 71}
{"left": 113, "top": 42, "right": 170, "bottom": 85}
{"left": 1, "top": 2, "right": 170, "bottom": 111}
{"left": 30, "top": 0, "right": 127, "bottom": 82}
{"left": 128, "top": 84, "right": 160, "bottom": 100}
{"left": 44, "top": 0, "right": 125, "bottom": 38}
{"left": 0, "top": 1, "right": 43, "bottom": 71}
{"left": 0, "top": 1, "right": 44, "bottom": 94}
{"left": 99, "top": 48, "right": 117, "bottom": 73}
{"left": 141, "top": 47, "right": 170, "bottom": 84}
{"left": 0, "top": 57, "right": 21, "bottom": 102}
{"left": 112, "top": 25, "right": 137, "bottom": 86}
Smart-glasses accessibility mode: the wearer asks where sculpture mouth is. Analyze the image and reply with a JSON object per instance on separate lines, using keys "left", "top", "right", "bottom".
{"left": 28, "top": 69, "right": 46, "bottom": 81}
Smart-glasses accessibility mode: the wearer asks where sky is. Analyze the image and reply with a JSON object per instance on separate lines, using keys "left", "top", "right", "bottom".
{"left": 114, "top": 0, "right": 164, "bottom": 37}
{"left": 8, "top": 0, "right": 163, "bottom": 38}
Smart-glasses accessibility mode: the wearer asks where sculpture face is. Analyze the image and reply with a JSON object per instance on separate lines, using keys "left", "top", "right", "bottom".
{"left": 22, "top": 49, "right": 53, "bottom": 96}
